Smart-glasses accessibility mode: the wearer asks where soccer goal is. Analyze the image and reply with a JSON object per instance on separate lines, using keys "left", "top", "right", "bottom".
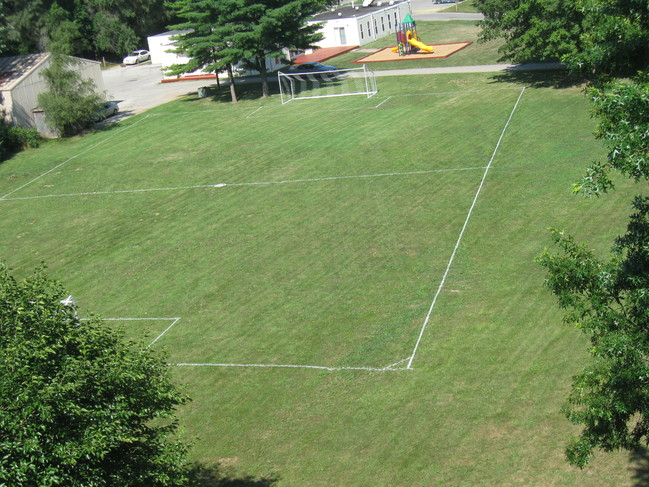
{"left": 278, "top": 65, "right": 378, "bottom": 104}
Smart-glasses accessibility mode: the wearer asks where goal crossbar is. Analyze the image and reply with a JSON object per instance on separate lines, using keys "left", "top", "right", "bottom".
{"left": 278, "top": 65, "right": 378, "bottom": 104}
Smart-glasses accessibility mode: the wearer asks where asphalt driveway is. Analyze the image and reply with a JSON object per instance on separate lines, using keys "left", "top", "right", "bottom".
{"left": 102, "top": 63, "right": 208, "bottom": 121}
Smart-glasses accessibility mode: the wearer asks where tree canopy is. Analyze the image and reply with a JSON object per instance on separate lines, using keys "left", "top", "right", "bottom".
{"left": 37, "top": 54, "right": 104, "bottom": 137}
{"left": 538, "top": 195, "right": 649, "bottom": 468}
{"left": 166, "top": 0, "right": 327, "bottom": 101}
{"left": 478, "top": 0, "right": 649, "bottom": 471}
{"left": 475, "top": 0, "right": 649, "bottom": 77}
{"left": 2, "top": 0, "right": 173, "bottom": 58}
{"left": 0, "top": 264, "right": 190, "bottom": 486}
{"left": 475, "top": 0, "right": 584, "bottom": 64}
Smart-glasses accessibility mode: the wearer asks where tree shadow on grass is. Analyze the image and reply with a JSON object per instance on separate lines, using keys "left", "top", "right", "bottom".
{"left": 188, "top": 463, "right": 279, "bottom": 487}
{"left": 630, "top": 446, "right": 649, "bottom": 487}
{"left": 180, "top": 80, "right": 281, "bottom": 105}
{"left": 488, "top": 69, "right": 586, "bottom": 89}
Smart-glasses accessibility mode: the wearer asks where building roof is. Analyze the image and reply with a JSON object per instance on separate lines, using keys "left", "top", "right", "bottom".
{"left": 311, "top": 1, "right": 407, "bottom": 21}
{"left": 0, "top": 53, "right": 50, "bottom": 91}
{"left": 148, "top": 29, "right": 193, "bottom": 38}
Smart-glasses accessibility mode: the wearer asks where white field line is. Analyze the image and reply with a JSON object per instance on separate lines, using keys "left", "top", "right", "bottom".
{"left": 246, "top": 106, "right": 264, "bottom": 118}
{"left": 87, "top": 317, "right": 410, "bottom": 372}
{"left": 0, "top": 116, "right": 151, "bottom": 200}
{"left": 148, "top": 317, "right": 181, "bottom": 347}
{"left": 390, "top": 87, "right": 525, "bottom": 98}
{"left": 406, "top": 87, "right": 526, "bottom": 370}
{"left": 0, "top": 166, "right": 486, "bottom": 201}
{"left": 80, "top": 317, "right": 181, "bottom": 348}
{"left": 373, "top": 96, "right": 392, "bottom": 109}
{"left": 247, "top": 106, "right": 377, "bottom": 118}
{"left": 175, "top": 362, "right": 410, "bottom": 372}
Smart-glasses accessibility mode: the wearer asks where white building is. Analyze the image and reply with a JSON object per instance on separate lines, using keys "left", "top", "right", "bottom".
{"left": 147, "top": 31, "right": 286, "bottom": 81}
{"left": 309, "top": 0, "right": 411, "bottom": 48}
{"left": 0, "top": 53, "right": 105, "bottom": 133}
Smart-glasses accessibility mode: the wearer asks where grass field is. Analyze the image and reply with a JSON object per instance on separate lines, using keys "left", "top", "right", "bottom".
{"left": 0, "top": 72, "right": 644, "bottom": 485}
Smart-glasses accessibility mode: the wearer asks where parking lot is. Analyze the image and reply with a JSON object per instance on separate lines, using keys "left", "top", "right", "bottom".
{"left": 102, "top": 63, "right": 208, "bottom": 121}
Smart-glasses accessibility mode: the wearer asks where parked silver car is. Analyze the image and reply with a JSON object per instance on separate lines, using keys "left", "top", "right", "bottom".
{"left": 92, "top": 101, "right": 119, "bottom": 122}
{"left": 123, "top": 50, "right": 150, "bottom": 65}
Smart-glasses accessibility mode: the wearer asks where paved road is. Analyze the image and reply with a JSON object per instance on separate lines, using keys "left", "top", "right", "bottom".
{"left": 410, "top": 0, "right": 484, "bottom": 21}
{"left": 102, "top": 63, "right": 209, "bottom": 121}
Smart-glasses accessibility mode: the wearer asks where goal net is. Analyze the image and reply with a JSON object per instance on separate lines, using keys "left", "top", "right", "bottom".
{"left": 278, "top": 65, "right": 378, "bottom": 104}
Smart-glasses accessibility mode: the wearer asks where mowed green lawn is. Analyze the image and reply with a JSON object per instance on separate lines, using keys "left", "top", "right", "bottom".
{"left": 0, "top": 73, "right": 643, "bottom": 485}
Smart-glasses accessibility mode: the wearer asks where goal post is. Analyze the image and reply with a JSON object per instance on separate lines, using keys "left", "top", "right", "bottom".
{"left": 278, "top": 65, "right": 378, "bottom": 104}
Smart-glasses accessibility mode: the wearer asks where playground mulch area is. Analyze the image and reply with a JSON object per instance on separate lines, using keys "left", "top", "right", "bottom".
{"left": 293, "top": 46, "right": 359, "bottom": 64}
{"left": 353, "top": 41, "right": 472, "bottom": 63}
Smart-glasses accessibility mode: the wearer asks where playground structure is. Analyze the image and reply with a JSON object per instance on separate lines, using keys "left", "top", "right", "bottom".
{"left": 392, "top": 13, "right": 435, "bottom": 55}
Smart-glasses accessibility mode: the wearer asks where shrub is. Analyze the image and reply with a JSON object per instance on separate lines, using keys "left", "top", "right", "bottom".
{"left": 8, "top": 125, "right": 41, "bottom": 149}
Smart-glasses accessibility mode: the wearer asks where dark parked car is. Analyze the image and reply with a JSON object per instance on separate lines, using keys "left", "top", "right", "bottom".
{"left": 287, "top": 62, "right": 338, "bottom": 74}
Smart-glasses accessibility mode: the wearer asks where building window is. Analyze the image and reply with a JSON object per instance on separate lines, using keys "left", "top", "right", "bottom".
{"left": 388, "top": 15, "right": 392, "bottom": 30}
{"left": 381, "top": 16, "right": 385, "bottom": 32}
{"left": 367, "top": 21, "right": 371, "bottom": 36}
{"left": 360, "top": 23, "right": 364, "bottom": 40}
{"left": 374, "top": 19, "right": 378, "bottom": 34}
{"left": 394, "top": 12, "right": 398, "bottom": 27}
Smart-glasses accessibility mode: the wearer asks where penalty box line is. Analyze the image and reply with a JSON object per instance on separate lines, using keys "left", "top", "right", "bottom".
{"left": 175, "top": 357, "right": 412, "bottom": 372}
{"left": 0, "top": 166, "right": 487, "bottom": 201}
{"left": 81, "top": 316, "right": 181, "bottom": 348}
{"left": 0, "top": 115, "right": 151, "bottom": 201}
{"left": 88, "top": 316, "right": 411, "bottom": 372}
{"left": 405, "top": 87, "right": 527, "bottom": 370}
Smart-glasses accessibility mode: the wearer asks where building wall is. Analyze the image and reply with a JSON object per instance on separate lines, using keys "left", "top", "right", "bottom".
{"left": 148, "top": 31, "right": 287, "bottom": 80}
{"left": 6, "top": 56, "right": 51, "bottom": 128}
{"left": 148, "top": 30, "right": 208, "bottom": 78}
{"left": 311, "top": 1, "right": 411, "bottom": 48}
{"left": 5, "top": 56, "right": 105, "bottom": 131}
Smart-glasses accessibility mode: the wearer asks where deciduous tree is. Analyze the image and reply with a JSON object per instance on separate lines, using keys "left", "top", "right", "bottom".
{"left": 538, "top": 73, "right": 649, "bottom": 468}
{"left": 1, "top": 0, "right": 173, "bottom": 59}
{"left": 475, "top": 0, "right": 649, "bottom": 77}
{"left": 538, "top": 195, "right": 649, "bottom": 468}
{"left": 475, "top": 0, "right": 584, "bottom": 64}
{"left": 37, "top": 53, "right": 103, "bottom": 136}
{"left": 0, "top": 263, "right": 191, "bottom": 486}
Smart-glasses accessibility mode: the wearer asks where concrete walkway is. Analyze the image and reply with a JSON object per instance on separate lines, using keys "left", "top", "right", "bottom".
{"left": 410, "top": 0, "right": 484, "bottom": 21}
{"left": 410, "top": 11, "right": 484, "bottom": 21}
{"left": 373, "top": 62, "right": 566, "bottom": 77}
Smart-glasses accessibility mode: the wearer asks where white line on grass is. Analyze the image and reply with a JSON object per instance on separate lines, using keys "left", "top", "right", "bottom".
{"left": 81, "top": 316, "right": 181, "bottom": 348}
{"left": 246, "top": 106, "right": 264, "bottom": 118}
{"left": 148, "top": 317, "right": 182, "bottom": 347}
{"left": 390, "top": 87, "right": 525, "bottom": 98}
{"left": 373, "top": 96, "right": 392, "bottom": 109}
{"left": 406, "top": 87, "right": 526, "bottom": 370}
{"left": 0, "top": 116, "right": 151, "bottom": 200}
{"left": 175, "top": 362, "right": 410, "bottom": 372}
{"left": 0, "top": 166, "right": 487, "bottom": 201}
